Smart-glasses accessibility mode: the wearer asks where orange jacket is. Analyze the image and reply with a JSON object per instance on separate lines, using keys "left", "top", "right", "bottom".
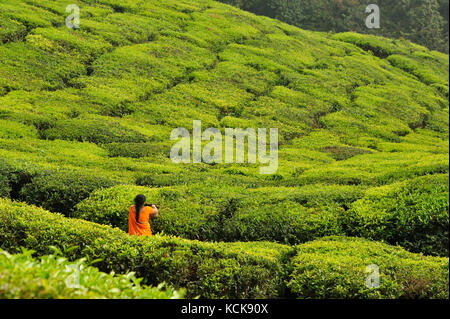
{"left": 128, "top": 205, "right": 154, "bottom": 237}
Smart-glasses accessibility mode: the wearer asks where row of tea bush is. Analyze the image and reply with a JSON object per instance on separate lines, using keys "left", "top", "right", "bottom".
{"left": 0, "top": 198, "right": 447, "bottom": 298}
{"left": 2, "top": 154, "right": 448, "bottom": 256}
{"left": 0, "top": 248, "right": 184, "bottom": 299}
{"left": 74, "top": 174, "right": 449, "bottom": 256}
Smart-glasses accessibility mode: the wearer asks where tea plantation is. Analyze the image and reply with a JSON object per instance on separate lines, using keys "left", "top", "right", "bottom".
{"left": 0, "top": 0, "right": 448, "bottom": 299}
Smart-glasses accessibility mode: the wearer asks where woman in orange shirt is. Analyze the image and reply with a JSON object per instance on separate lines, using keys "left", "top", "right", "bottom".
{"left": 128, "top": 194, "right": 158, "bottom": 237}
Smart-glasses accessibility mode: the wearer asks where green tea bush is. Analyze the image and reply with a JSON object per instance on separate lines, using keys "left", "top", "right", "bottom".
{"left": 0, "top": 158, "right": 37, "bottom": 199}
{"left": 27, "top": 27, "right": 112, "bottom": 64}
{"left": 0, "top": 0, "right": 448, "bottom": 299}
{"left": 0, "top": 175, "right": 10, "bottom": 197}
{"left": 339, "top": 174, "right": 449, "bottom": 257}
{"left": 291, "top": 151, "right": 449, "bottom": 188}
{"left": 136, "top": 172, "right": 202, "bottom": 187}
{"left": 82, "top": 13, "right": 162, "bottom": 46}
{"left": 0, "top": 199, "right": 447, "bottom": 299}
{"left": 103, "top": 142, "right": 171, "bottom": 158}
{"left": 332, "top": 32, "right": 398, "bottom": 59}
{"left": 75, "top": 183, "right": 367, "bottom": 244}
{"left": 216, "top": 200, "right": 343, "bottom": 244}
{"left": 0, "top": 17, "right": 27, "bottom": 43}
{"left": 0, "top": 43, "right": 85, "bottom": 91}
{"left": 135, "top": 170, "right": 270, "bottom": 188}
{"left": 90, "top": 37, "right": 215, "bottom": 86}
{"left": 291, "top": 166, "right": 374, "bottom": 186}
{"left": 0, "top": 120, "right": 39, "bottom": 139}
{"left": 374, "top": 154, "right": 449, "bottom": 185}
{"left": 42, "top": 118, "right": 149, "bottom": 144}
{"left": 0, "top": 198, "right": 289, "bottom": 299}
{"left": 0, "top": 89, "right": 97, "bottom": 127}
{"left": 0, "top": 0, "right": 60, "bottom": 29}
{"left": 1, "top": 156, "right": 123, "bottom": 213}
{"left": 19, "top": 169, "right": 118, "bottom": 216}
{"left": 287, "top": 237, "right": 449, "bottom": 299}
{"left": 0, "top": 248, "right": 185, "bottom": 299}
{"left": 74, "top": 184, "right": 237, "bottom": 240}
{"left": 387, "top": 55, "right": 444, "bottom": 85}
{"left": 431, "top": 83, "right": 449, "bottom": 99}
{"left": 320, "top": 146, "right": 373, "bottom": 161}
{"left": 214, "top": 184, "right": 367, "bottom": 243}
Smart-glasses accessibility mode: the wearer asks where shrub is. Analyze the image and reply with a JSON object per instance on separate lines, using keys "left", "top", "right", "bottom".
{"left": 0, "top": 42, "right": 85, "bottom": 91}
{"left": 0, "top": 198, "right": 289, "bottom": 299}
{"left": 74, "top": 184, "right": 237, "bottom": 240}
{"left": 0, "top": 119, "right": 39, "bottom": 139}
{"left": 332, "top": 32, "right": 397, "bottom": 59}
{"left": 0, "top": 17, "right": 27, "bottom": 43}
{"left": 103, "top": 142, "right": 171, "bottom": 158}
{"left": 0, "top": 158, "right": 37, "bottom": 199}
{"left": 320, "top": 146, "right": 373, "bottom": 161}
{"left": 0, "top": 175, "right": 10, "bottom": 197}
{"left": 216, "top": 200, "right": 343, "bottom": 244}
{"left": 287, "top": 237, "right": 449, "bottom": 299}
{"left": 339, "top": 174, "right": 449, "bottom": 257}
{"left": 135, "top": 170, "right": 270, "bottom": 188}
{"left": 387, "top": 54, "right": 444, "bottom": 85}
{"left": 19, "top": 169, "right": 118, "bottom": 216}
{"left": 0, "top": 0, "right": 60, "bottom": 29}
{"left": 0, "top": 199, "right": 447, "bottom": 299}
{"left": 42, "top": 118, "right": 149, "bottom": 144}
{"left": 0, "top": 0, "right": 448, "bottom": 300}
{"left": 29, "top": 27, "right": 112, "bottom": 63}
{"left": 0, "top": 248, "right": 185, "bottom": 299}
{"left": 75, "top": 183, "right": 363, "bottom": 244}
{"left": 82, "top": 12, "right": 161, "bottom": 47}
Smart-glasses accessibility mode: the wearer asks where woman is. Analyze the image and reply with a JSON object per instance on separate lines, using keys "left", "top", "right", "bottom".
{"left": 128, "top": 194, "right": 158, "bottom": 237}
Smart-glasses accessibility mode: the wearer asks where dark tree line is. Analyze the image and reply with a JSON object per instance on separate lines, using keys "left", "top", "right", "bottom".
{"left": 219, "top": 0, "right": 449, "bottom": 53}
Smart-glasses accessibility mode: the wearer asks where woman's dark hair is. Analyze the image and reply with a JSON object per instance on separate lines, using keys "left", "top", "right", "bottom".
{"left": 134, "top": 194, "right": 146, "bottom": 223}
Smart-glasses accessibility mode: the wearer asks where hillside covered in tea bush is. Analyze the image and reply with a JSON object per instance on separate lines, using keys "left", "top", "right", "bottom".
{"left": 0, "top": 0, "right": 448, "bottom": 298}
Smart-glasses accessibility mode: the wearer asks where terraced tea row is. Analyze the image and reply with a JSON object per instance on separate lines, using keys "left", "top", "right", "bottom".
{"left": 0, "top": 198, "right": 448, "bottom": 298}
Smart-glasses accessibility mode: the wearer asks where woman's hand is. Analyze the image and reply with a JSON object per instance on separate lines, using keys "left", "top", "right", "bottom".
{"left": 150, "top": 204, "right": 159, "bottom": 218}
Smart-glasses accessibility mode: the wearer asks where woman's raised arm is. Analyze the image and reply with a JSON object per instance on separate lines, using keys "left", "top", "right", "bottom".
{"left": 150, "top": 205, "right": 158, "bottom": 219}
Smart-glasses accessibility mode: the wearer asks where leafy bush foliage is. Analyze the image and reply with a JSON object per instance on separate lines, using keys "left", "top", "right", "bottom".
{"left": 0, "top": 43, "right": 85, "bottom": 92}
{"left": 74, "top": 183, "right": 356, "bottom": 244}
{"left": 0, "top": 199, "right": 447, "bottom": 299}
{"left": 0, "top": 157, "right": 119, "bottom": 215}
{"left": 0, "top": 158, "right": 36, "bottom": 199}
{"left": 103, "top": 142, "right": 171, "bottom": 158}
{"left": 0, "top": 248, "right": 185, "bottom": 299}
{"left": 340, "top": 174, "right": 449, "bottom": 256}
{"left": 321, "top": 146, "right": 373, "bottom": 161}
{"left": 287, "top": 237, "right": 449, "bottom": 299}
{"left": 75, "top": 175, "right": 449, "bottom": 257}
{"left": 0, "top": 119, "right": 39, "bottom": 139}
{"left": 19, "top": 169, "right": 118, "bottom": 216}
{"left": 0, "top": 198, "right": 289, "bottom": 299}
{"left": 42, "top": 118, "right": 149, "bottom": 144}
{"left": 0, "top": 17, "right": 27, "bottom": 44}
{"left": 0, "top": 0, "right": 448, "bottom": 299}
